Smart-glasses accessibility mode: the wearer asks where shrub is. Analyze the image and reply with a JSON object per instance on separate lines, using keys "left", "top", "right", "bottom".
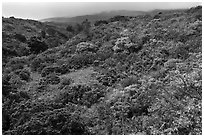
{"left": 66, "top": 25, "right": 75, "bottom": 32}
{"left": 67, "top": 52, "right": 97, "bottom": 69}
{"left": 30, "top": 55, "right": 46, "bottom": 72}
{"left": 55, "top": 84, "right": 106, "bottom": 107}
{"left": 48, "top": 74, "right": 61, "bottom": 85}
{"left": 45, "top": 37, "right": 62, "bottom": 48}
{"left": 76, "top": 42, "right": 98, "bottom": 53}
{"left": 18, "top": 91, "right": 30, "bottom": 100}
{"left": 3, "top": 101, "right": 90, "bottom": 135}
{"left": 2, "top": 46, "right": 17, "bottom": 59}
{"left": 164, "top": 59, "right": 182, "bottom": 70}
{"left": 96, "top": 45, "right": 113, "bottom": 61}
{"left": 37, "top": 83, "right": 48, "bottom": 93}
{"left": 7, "top": 56, "right": 28, "bottom": 71}
{"left": 2, "top": 6, "right": 202, "bottom": 135}
{"left": 81, "top": 19, "right": 91, "bottom": 36}
{"left": 94, "top": 20, "right": 108, "bottom": 26}
{"left": 2, "top": 109, "right": 10, "bottom": 132}
{"left": 28, "top": 36, "right": 48, "bottom": 54}
{"left": 74, "top": 23, "right": 83, "bottom": 34}
{"left": 120, "top": 76, "right": 138, "bottom": 88}
{"left": 41, "top": 65, "right": 61, "bottom": 77}
{"left": 14, "top": 33, "right": 26, "bottom": 42}
{"left": 2, "top": 74, "right": 16, "bottom": 96}
{"left": 16, "top": 43, "right": 30, "bottom": 56}
{"left": 171, "top": 42, "right": 189, "bottom": 59}
{"left": 19, "top": 69, "right": 31, "bottom": 81}
{"left": 42, "top": 74, "right": 61, "bottom": 85}
{"left": 55, "top": 85, "right": 91, "bottom": 105}
{"left": 65, "top": 33, "right": 87, "bottom": 48}
{"left": 153, "top": 14, "right": 161, "bottom": 19}
{"left": 59, "top": 77, "right": 73, "bottom": 89}
{"left": 9, "top": 74, "right": 26, "bottom": 89}
{"left": 96, "top": 69, "right": 119, "bottom": 86}
{"left": 109, "top": 16, "right": 129, "bottom": 22}
{"left": 58, "top": 63, "right": 71, "bottom": 74}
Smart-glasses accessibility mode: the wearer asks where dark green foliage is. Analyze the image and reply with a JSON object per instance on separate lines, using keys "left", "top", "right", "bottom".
{"left": 30, "top": 56, "right": 45, "bottom": 72}
{"left": 14, "top": 33, "right": 26, "bottom": 42}
{"left": 3, "top": 101, "right": 90, "bottom": 135}
{"left": 2, "top": 74, "right": 16, "bottom": 96}
{"left": 19, "top": 69, "right": 31, "bottom": 81}
{"left": 45, "top": 37, "right": 62, "bottom": 48}
{"left": 8, "top": 74, "right": 26, "bottom": 90}
{"left": 28, "top": 36, "right": 48, "bottom": 54}
{"left": 55, "top": 84, "right": 106, "bottom": 107}
{"left": 15, "top": 43, "right": 30, "bottom": 56}
{"left": 59, "top": 77, "right": 73, "bottom": 89}
{"left": 2, "top": 17, "right": 70, "bottom": 63}
{"left": 6, "top": 56, "right": 28, "bottom": 71}
{"left": 109, "top": 16, "right": 129, "bottom": 22}
{"left": 37, "top": 83, "right": 48, "bottom": 92}
{"left": 2, "top": 46, "right": 17, "bottom": 59}
{"left": 45, "top": 74, "right": 61, "bottom": 85}
{"left": 2, "top": 110, "right": 10, "bottom": 131}
{"left": 153, "top": 14, "right": 161, "bottom": 19}
{"left": 2, "top": 6, "right": 202, "bottom": 135}
{"left": 41, "top": 65, "right": 61, "bottom": 77}
{"left": 96, "top": 68, "right": 121, "bottom": 86}
{"left": 120, "top": 76, "right": 139, "bottom": 88}
{"left": 66, "top": 25, "right": 75, "bottom": 32}
{"left": 30, "top": 52, "right": 59, "bottom": 73}
{"left": 41, "top": 30, "right": 46, "bottom": 38}
{"left": 81, "top": 19, "right": 91, "bottom": 35}
{"left": 96, "top": 46, "right": 114, "bottom": 61}
{"left": 187, "top": 5, "right": 202, "bottom": 21}
{"left": 170, "top": 42, "right": 189, "bottom": 59}
{"left": 66, "top": 52, "right": 97, "bottom": 69}
{"left": 74, "top": 23, "right": 83, "bottom": 33}
{"left": 94, "top": 20, "right": 108, "bottom": 26}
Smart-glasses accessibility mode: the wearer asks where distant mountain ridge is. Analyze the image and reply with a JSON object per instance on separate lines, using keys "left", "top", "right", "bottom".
{"left": 40, "top": 10, "right": 147, "bottom": 23}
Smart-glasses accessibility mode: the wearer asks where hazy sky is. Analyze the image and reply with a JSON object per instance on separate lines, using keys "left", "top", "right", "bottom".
{"left": 2, "top": 2, "right": 201, "bottom": 20}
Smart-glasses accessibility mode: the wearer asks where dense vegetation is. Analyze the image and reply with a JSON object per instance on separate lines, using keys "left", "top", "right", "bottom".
{"left": 2, "top": 6, "right": 202, "bottom": 135}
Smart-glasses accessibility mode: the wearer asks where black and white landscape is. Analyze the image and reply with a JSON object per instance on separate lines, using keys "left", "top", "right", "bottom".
{"left": 2, "top": 2, "right": 202, "bottom": 135}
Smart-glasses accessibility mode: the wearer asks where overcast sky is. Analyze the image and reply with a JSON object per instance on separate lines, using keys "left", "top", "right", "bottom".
{"left": 2, "top": 2, "right": 201, "bottom": 20}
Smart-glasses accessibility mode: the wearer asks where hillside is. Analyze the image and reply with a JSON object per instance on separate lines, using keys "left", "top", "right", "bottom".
{"left": 2, "top": 6, "right": 202, "bottom": 135}
{"left": 40, "top": 10, "right": 146, "bottom": 23}
{"left": 2, "top": 16, "right": 76, "bottom": 64}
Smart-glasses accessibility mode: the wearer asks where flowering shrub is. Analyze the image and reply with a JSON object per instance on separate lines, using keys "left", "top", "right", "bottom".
{"left": 76, "top": 42, "right": 98, "bottom": 53}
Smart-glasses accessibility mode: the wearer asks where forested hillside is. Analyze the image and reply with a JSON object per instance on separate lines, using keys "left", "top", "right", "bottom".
{"left": 2, "top": 6, "right": 202, "bottom": 135}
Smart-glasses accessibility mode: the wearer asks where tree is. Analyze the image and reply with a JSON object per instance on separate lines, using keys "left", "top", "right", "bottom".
{"left": 66, "top": 25, "right": 75, "bottom": 32}
{"left": 82, "top": 19, "right": 91, "bottom": 36}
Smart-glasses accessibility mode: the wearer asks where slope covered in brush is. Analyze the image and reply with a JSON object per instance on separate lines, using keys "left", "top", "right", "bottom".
{"left": 2, "top": 6, "right": 202, "bottom": 135}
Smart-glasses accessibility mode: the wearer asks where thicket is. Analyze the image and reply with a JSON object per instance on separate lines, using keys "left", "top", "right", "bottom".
{"left": 2, "top": 6, "right": 202, "bottom": 135}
